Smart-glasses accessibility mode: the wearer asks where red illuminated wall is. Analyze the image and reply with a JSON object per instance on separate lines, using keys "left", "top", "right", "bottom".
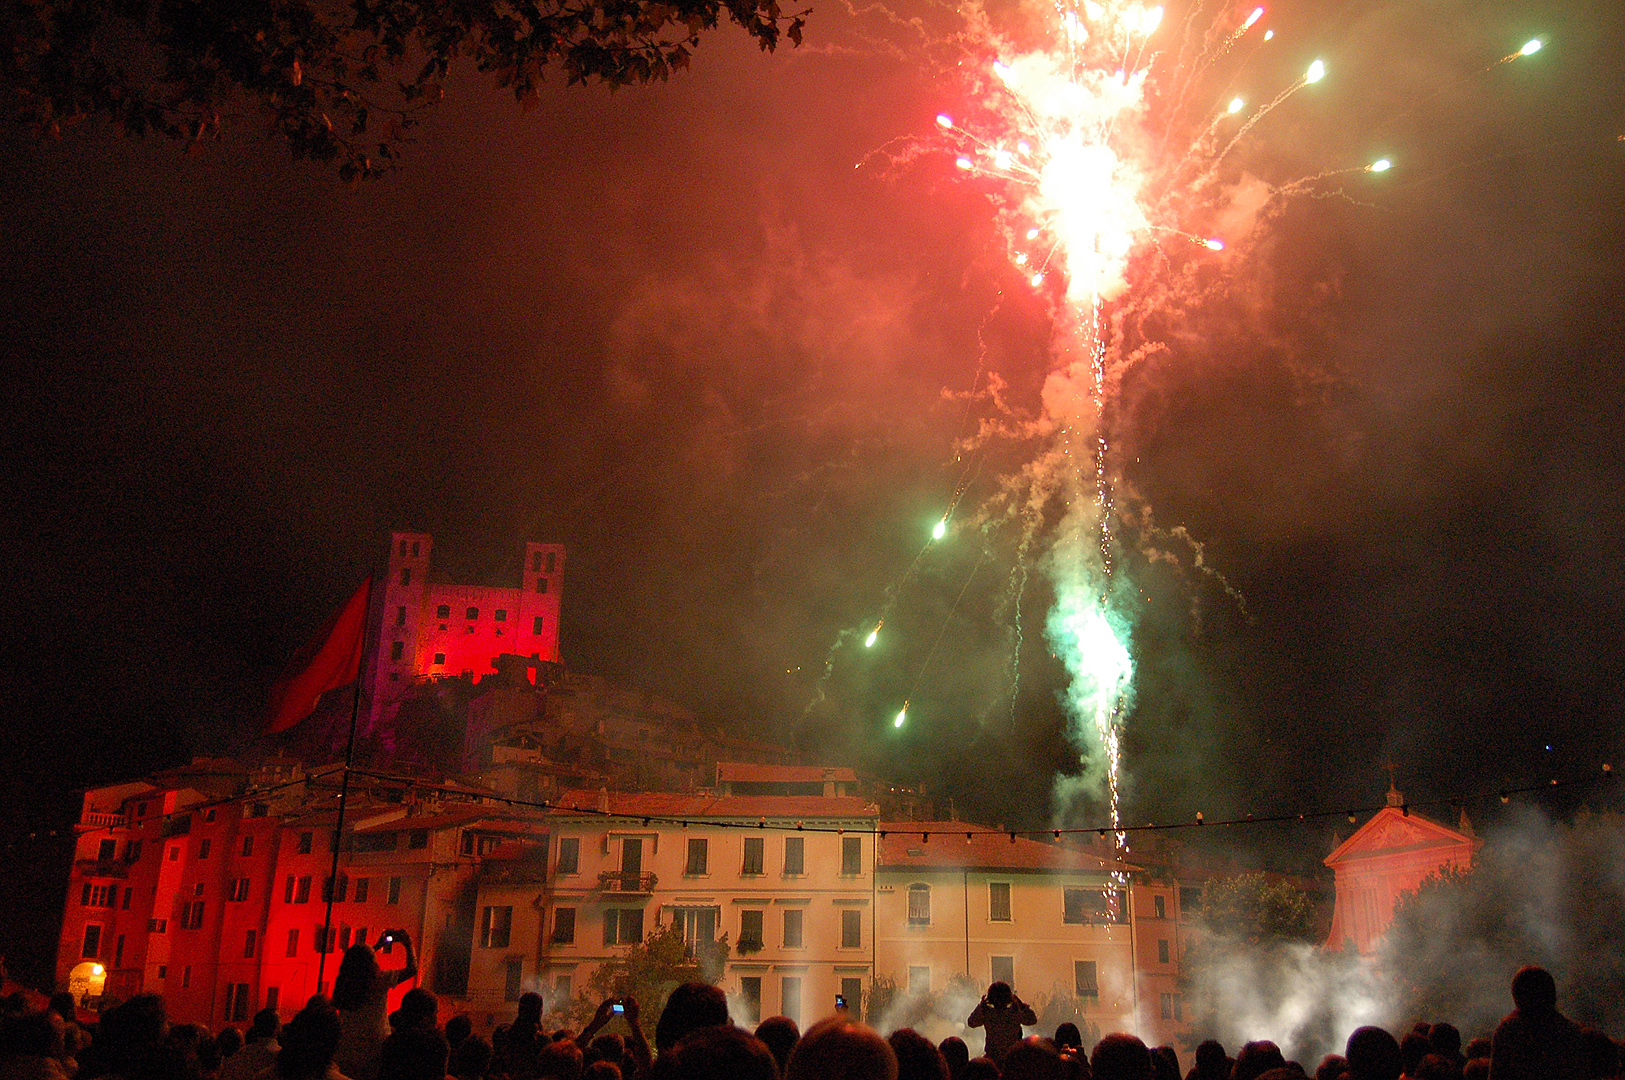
{"left": 1323, "top": 805, "right": 1478, "bottom": 954}
{"left": 367, "top": 533, "right": 564, "bottom": 734}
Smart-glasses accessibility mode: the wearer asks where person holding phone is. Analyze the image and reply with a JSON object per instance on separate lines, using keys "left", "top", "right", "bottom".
{"left": 576, "top": 997, "right": 651, "bottom": 1076}
{"left": 332, "top": 929, "right": 418, "bottom": 1080}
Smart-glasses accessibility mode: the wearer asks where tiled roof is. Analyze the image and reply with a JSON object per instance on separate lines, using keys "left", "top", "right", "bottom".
{"left": 878, "top": 823, "right": 1126, "bottom": 873}
{"left": 552, "top": 790, "right": 877, "bottom": 821}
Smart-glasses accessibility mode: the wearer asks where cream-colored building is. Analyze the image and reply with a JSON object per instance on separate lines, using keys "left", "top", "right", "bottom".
{"left": 467, "top": 788, "right": 879, "bottom": 1028}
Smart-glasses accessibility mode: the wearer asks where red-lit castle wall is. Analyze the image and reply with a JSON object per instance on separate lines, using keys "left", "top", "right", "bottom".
{"left": 367, "top": 533, "right": 565, "bottom": 735}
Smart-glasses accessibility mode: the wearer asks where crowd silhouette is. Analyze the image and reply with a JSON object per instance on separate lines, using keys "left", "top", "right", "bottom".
{"left": 4, "top": 958, "right": 1617, "bottom": 1080}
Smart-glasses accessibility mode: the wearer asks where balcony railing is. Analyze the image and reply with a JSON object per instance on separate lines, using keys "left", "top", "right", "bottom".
{"left": 74, "top": 860, "right": 130, "bottom": 879}
{"left": 80, "top": 812, "right": 125, "bottom": 829}
{"left": 596, "top": 871, "right": 658, "bottom": 894}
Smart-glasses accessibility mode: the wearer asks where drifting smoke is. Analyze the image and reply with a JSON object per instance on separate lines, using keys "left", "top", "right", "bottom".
{"left": 1185, "top": 809, "right": 1625, "bottom": 1062}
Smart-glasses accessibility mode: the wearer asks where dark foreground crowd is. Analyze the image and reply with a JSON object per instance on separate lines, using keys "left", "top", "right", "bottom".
{"left": 2, "top": 960, "right": 1615, "bottom": 1080}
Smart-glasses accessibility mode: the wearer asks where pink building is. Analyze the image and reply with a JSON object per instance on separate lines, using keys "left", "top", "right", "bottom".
{"left": 1323, "top": 786, "right": 1479, "bottom": 954}
{"left": 367, "top": 533, "right": 565, "bottom": 735}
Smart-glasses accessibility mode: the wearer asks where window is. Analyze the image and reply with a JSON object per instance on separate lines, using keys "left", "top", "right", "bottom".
{"left": 438, "top": 605, "right": 451, "bottom": 619}
{"left": 82, "top": 884, "right": 116, "bottom": 907}
{"left": 841, "top": 978, "right": 864, "bottom": 1016}
{"left": 264, "top": 987, "right": 279, "bottom": 1011}
{"left": 315, "top": 926, "right": 337, "bottom": 953}
{"left": 840, "top": 908, "right": 862, "bottom": 949}
{"left": 322, "top": 875, "right": 348, "bottom": 903}
{"left": 1158, "top": 939, "right": 1170, "bottom": 964}
{"left": 908, "top": 966, "right": 929, "bottom": 995}
{"left": 390, "top": 641, "right": 404, "bottom": 661}
{"left": 504, "top": 959, "right": 524, "bottom": 1002}
{"left": 148, "top": 919, "right": 168, "bottom": 933}
{"left": 991, "top": 955, "right": 1014, "bottom": 987}
{"left": 286, "top": 929, "right": 300, "bottom": 957}
{"left": 230, "top": 878, "right": 251, "bottom": 902}
{"left": 354, "top": 878, "right": 369, "bottom": 903}
{"left": 552, "top": 907, "right": 576, "bottom": 944}
{"left": 685, "top": 838, "right": 708, "bottom": 875}
{"left": 781, "top": 977, "right": 802, "bottom": 1025}
{"left": 556, "top": 838, "right": 579, "bottom": 875}
{"left": 244, "top": 929, "right": 258, "bottom": 959}
{"left": 396, "top": 605, "right": 407, "bottom": 626}
{"left": 181, "top": 900, "right": 205, "bottom": 929}
{"left": 783, "top": 836, "right": 804, "bottom": 875}
{"left": 136, "top": 802, "right": 148, "bottom": 819}
{"left": 603, "top": 908, "right": 644, "bottom": 946}
{"left": 1074, "top": 961, "right": 1099, "bottom": 1000}
{"left": 399, "top": 539, "right": 409, "bottom": 556}
{"left": 536, "top": 579, "right": 549, "bottom": 595}
{"left": 355, "top": 927, "right": 368, "bottom": 947}
{"left": 81, "top": 925, "right": 101, "bottom": 959}
{"left": 1063, "top": 887, "right": 1124, "bottom": 925}
{"left": 1153, "top": 894, "right": 1166, "bottom": 919}
{"left": 168, "top": 846, "right": 179, "bottom": 861}
{"left": 284, "top": 875, "right": 296, "bottom": 903}
{"left": 408, "top": 830, "right": 428, "bottom": 850}
{"left": 241, "top": 836, "right": 253, "bottom": 858}
{"left": 466, "top": 607, "right": 479, "bottom": 620}
{"left": 205, "top": 808, "right": 216, "bottom": 823}
{"left": 674, "top": 907, "right": 717, "bottom": 953}
{"left": 842, "top": 836, "right": 863, "bottom": 876}
{"left": 127, "top": 839, "right": 143, "bottom": 862}
{"left": 553, "top": 975, "right": 572, "bottom": 1004}
{"left": 545, "top": 552, "right": 556, "bottom": 573}
{"left": 399, "top": 567, "right": 411, "bottom": 587}
{"left": 742, "top": 837, "right": 764, "bottom": 875}
{"left": 907, "top": 884, "right": 931, "bottom": 925}
{"left": 114, "top": 934, "right": 125, "bottom": 967}
{"left": 495, "top": 609, "right": 507, "bottom": 622}
{"left": 295, "top": 876, "right": 312, "bottom": 904}
{"left": 1160, "top": 992, "right": 1183, "bottom": 1021}
{"left": 481, "top": 906, "right": 514, "bottom": 948}
{"left": 739, "top": 909, "right": 764, "bottom": 950}
{"left": 182, "top": 966, "right": 192, "bottom": 989}
{"left": 98, "top": 838, "right": 117, "bottom": 861}
{"left": 1180, "top": 886, "right": 1202, "bottom": 917}
{"left": 433, "top": 653, "right": 445, "bottom": 665}
{"left": 738, "top": 977, "right": 762, "bottom": 1026}
{"left": 531, "top": 552, "right": 544, "bottom": 572}
{"left": 122, "top": 888, "right": 132, "bottom": 910}
{"left": 989, "top": 882, "right": 1012, "bottom": 922}
{"left": 533, "top": 616, "right": 546, "bottom": 633}
{"left": 388, "top": 877, "right": 402, "bottom": 904}
{"left": 782, "top": 908, "right": 804, "bottom": 948}
{"left": 297, "top": 832, "right": 313, "bottom": 855}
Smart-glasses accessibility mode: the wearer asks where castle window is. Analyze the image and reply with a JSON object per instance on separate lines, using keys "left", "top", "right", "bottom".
{"left": 495, "top": 609, "right": 507, "bottom": 622}
{"left": 536, "top": 578, "right": 549, "bottom": 594}
{"left": 411, "top": 541, "right": 420, "bottom": 556}
{"left": 399, "top": 568, "right": 411, "bottom": 588}
{"left": 396, "top": 606, "right": 407, "bottom": 626}
{"left": 434, "top": 654, "right": 445, "bottom": 665}
{"left": 438, "top": 605, "right": 451, "bottom": 619}
{"left": 532, "top": 553, "right": 542, "bottom": 572}
{"left": 533, "top": 616, "right": 546, "bottom": 634}
{"left": 390, "top": 641, "right": 404, "bottom": 661}
{"left": 545, "top": 552, "right": 556, "bottom": 573}
{"left": 466, "top": 607, "right": 479, "bottom": 620}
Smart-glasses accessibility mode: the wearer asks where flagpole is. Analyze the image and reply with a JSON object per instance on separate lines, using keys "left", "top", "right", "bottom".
{"left": 317, "top": 572, "right": 375, "bottom": 994}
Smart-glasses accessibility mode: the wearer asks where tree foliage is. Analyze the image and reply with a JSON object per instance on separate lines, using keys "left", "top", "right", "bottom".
{"left": 1199, "top": 872, "right": 1324, "bottom": 947}
{"left": 1, "top": 0, "right": 807, "bottom": 178}
{"left": 585, "top": 919, "right": 727, "bottom": 1017}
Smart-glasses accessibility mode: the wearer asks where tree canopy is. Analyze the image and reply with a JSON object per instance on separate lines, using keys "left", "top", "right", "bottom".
{"left": 1199, "top": 872, "right": 1325, "bottom": 947}
{"left": 2, "top": 0, "right": 806, "bottom": 178}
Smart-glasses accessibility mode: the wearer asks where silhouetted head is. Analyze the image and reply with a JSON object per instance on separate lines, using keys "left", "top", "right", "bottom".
{"left": 1314, "top": 1054, "right": 1347, "bottom": 1080}
{"left": 379, "top": 1027, "right": 450, "bottom": 1080}
{"left": 1510, "top": 966, "right": 1558, "bottom": 1012}
{"left": 1233, "top": 1041, "right": 1285, "bottom": 1080}
{"left": 445, "top": 1014, "right": 472, "bottom": 1050}
{"left": 47, "top": 994, "right": 77, "bottom": 1023}
{"left": 1464, "top": 1036, "right": 1492, "bottom": 1060}
{"left": 1090, "top": 1033, "right": 1151, "bottom": 1080}
{"left": 1194, "top": 1040, "right": 1227, "bottom": 1079}
{"left": 395, "top": 989, "right": 438, "bottom": 1032}
{"left": 888, "top": 1029, "right": 948, "bottom": 1080}
{"left": 1052, "top": 1025, "right": 1082, "bottom": 1052}
{"left": 985, "top": 983, "right": 1013, "bottom": 1008}
{"left": 516, "top": 992, "right": 544, "bottom": 1023}
{"left": 937, "top": 1036, "right": 969, "bottom": 1078}
{"left": 1398, "top": 1032, "right": 1429, "bottom": 1075}
{"left": 654, "top": 983, "right": 730, "bottom": 1053}
{"left": 217, "top": 1028, "right": 244, "bottom": 1060}
{"left": 276, "top": 998, "right": 343, "bottom": 1080}
{"left": 1002, "top": 1037, "right": 1064, "bottom": 1080}
{"left": 332, "top": 945, "right": 381, "bottom": 1011}
{"left": 665, "top": 1025, "right": 779, "bottom": 1080}
{"left": 961, "top": 1060, "right": 999, "bottom": 1080}
{"left": 534, "top": 1038, "right": 583, "bottom": 1080}
{"left": 756, "top": 1017, "right": 801, "bottom": 1075}
{"left": 249, "top": 1008, "right": 281, "bottom": 1042}
{"left": 786, "top": 1017, "right": 898, "bottom": 1080}
{"left": 1151, "top": 1045, "right": 1180, "bottom": 1080}
{"left": 1344, "top": 1026, "right": 1402, "bottom": 1080}
{"left": 451, "top": 1035, "right": 492, "bottom": 1080}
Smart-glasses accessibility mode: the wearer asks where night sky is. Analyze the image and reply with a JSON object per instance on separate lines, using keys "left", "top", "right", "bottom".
{"left": 2, "top": 0, "right": 1623, "bottom": 925}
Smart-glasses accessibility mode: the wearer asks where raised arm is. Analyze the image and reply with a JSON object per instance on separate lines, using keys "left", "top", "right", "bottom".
{"left": 379, "top": 928, "right": 419, "bottom": 986}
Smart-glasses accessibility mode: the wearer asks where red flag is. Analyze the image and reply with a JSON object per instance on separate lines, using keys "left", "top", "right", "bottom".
{"left": 267, "top": 577, "right": 373, "bottom": 733}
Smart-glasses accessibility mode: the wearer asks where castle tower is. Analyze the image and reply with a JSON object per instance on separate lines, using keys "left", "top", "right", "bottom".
{"left": 366, "top": 532, "right": 432, "bottom": 735}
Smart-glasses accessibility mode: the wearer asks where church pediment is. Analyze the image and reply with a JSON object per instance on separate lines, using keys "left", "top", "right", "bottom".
{"left": 1325, "top": 806, "right": 1475, "bottom": 866}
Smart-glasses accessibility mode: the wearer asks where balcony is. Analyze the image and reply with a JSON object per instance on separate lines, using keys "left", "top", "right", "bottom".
{"left": 596, "top": 871, "right": 658, "bottom": 894}
{"left": 79, "top": 812, "right": 125, "bottom": 830}
{"left": 74, "top": 860, "right": 130, "bottom": 880}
